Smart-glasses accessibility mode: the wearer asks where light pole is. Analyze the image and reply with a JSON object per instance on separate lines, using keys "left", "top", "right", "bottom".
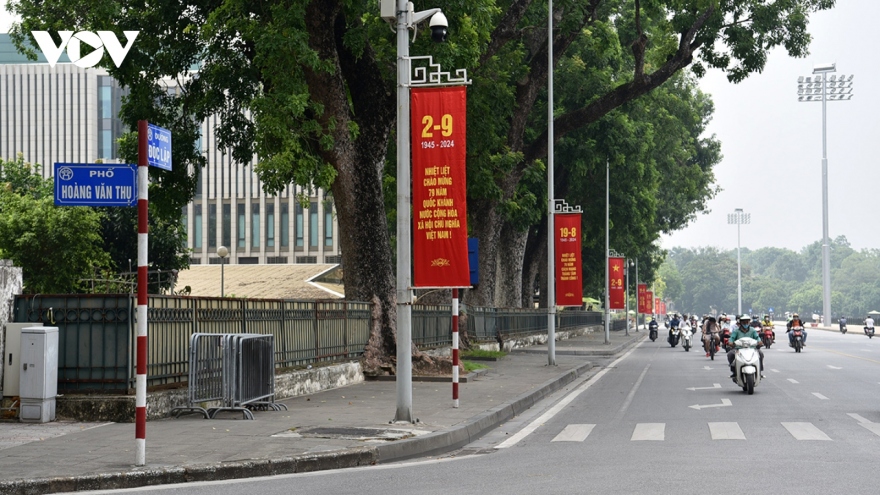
{"left": 604, "top": 159, "right": 610, "bottom": 344}
{"left": 546, "top": 0, "right": 556, "bottom": 366}
{"left": 387, "top": 0, "right": 460, "bottom": 423}
{"left": 625, "top": 259, "right": 632, "bottom": 336}
{"left": 634, "top": 258, "right": 639, "bottom": 330}
{"left": 797, "top": 63, "right": 853, "bottom": 323}
{"left": 217, "top": 246, "right": 228, "bottom": 297}
{"left": 727, "top": 209, "right": 749, "bottom": 315}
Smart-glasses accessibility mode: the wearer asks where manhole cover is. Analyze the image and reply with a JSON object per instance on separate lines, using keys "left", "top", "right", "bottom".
{"left": 288, "top": 426, "right": 428, "bottom": 441}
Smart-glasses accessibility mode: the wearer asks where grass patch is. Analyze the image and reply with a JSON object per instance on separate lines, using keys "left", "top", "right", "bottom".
{"left": 461, "top": 349, "right": 507, "bottom": 359}
{"left": 462, "top": 360, "right": 489, "bottom": 373}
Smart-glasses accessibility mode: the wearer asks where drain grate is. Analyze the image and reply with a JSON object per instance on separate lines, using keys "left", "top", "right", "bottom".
{"left": 290, "top": 426, "right": 427, "bottom": 441}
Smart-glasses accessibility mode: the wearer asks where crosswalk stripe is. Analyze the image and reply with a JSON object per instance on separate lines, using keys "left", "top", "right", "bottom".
{"left": 787, "top": 378, "right": 799, "bottom": 384}
{"left": 782, "top": 422, "right": 831, "bottom": 441}
{"left": 859, "top": 423, "right": 880, "bottom": 437}
{"left": 708, "top": 422, "right": 745, "bottom": 440}
{"left": 552, "top": 424, "right": 595, "bottom": 442}
{"left": 631, "top": 423, "right": 665, "bottom": 441}
{"left": 812, "top": 392, "right": 829, "bottom": 400}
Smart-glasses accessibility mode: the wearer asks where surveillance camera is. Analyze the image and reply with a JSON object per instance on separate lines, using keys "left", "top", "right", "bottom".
{"left": 429, "top": 12, "right": 448, "bottom": 43}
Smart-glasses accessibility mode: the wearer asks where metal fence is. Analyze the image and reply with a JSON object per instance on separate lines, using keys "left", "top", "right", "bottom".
{"left": 171, "top": 333, "right": 287, "bottom": 420}
{"left": 12, "top": 294, "right": 608, "bottom": 393}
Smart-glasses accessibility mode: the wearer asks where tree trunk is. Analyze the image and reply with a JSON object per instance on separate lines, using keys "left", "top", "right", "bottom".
{"left": 496, "top": 222, "right": 528, "bottom": 307}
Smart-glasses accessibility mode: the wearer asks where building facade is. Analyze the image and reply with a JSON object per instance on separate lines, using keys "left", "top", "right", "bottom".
{"left": 0, "top": 34, "right": 340, "bottom": 266}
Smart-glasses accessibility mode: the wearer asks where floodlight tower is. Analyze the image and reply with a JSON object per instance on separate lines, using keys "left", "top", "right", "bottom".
{"left": 797, "top": 63, "right": 854, "bottom": 323}
{"left": 728, "top": 208, "right": 750, "bottom": 316}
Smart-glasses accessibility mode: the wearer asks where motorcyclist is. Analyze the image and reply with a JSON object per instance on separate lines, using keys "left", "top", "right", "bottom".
{"left": 702, "top": 316, "right": 721, "bottom": 357}
{"left": 728, "top": 315, "right": 764, "bottom": 378}
{"left": 839, "top": 315, "right": 847, "bottom": 332}
{"left": 749, "top": 315, "right": 762, "bottom": 329}
{"left": 865, "top": 315, "right": 875, "bottom": 333}
{"left": 648, "top": 316, "right": 659, "bottom": 336}
{"left": 668, "top": 313, "right": 681, "bottom": 340}
{"left": 762, "top": 314, "right": 776, "bottom": 342}
{"left": 786, "top": 312, "right": 808, "bottom": 347}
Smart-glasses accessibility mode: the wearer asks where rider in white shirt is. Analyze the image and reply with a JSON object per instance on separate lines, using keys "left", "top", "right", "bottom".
{"left": 865, "top": 316, "right": 875, "bottom": 330}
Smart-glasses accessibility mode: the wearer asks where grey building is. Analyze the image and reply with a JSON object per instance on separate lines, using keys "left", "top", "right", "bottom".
{"left": 0, "top": 34, "right": 340, "bottom": 266}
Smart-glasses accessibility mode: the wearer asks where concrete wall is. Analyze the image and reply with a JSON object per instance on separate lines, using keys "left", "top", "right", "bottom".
{"left": 0, "top": 260, "right": 24, "bottom": 395}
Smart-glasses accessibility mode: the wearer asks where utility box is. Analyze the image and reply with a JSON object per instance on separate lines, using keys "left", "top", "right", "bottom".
{"left": 19, "top": 326, "right": 58, "bottom": 423}
{"left": 2, "top": 322, "right": 42, "bottom": 397}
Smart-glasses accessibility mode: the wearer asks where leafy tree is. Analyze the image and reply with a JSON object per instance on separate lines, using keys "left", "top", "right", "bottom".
{"left": 8, "top": 0, "right": 835, "bottom": 368}
{"left": 0, "top": 155, "right": 112, "bottom": 293}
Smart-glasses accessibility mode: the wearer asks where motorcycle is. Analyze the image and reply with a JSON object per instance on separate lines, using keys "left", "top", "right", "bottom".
{"left": 720, "top": 327, "right": 732, "bottom": 352}
{"left": 865, "top": 325, "right": 875, "bottom": 339}
{"left": 839, "top": 321, "right": 847, "bottom": 334}
{"left": 761, "top": 325, "right": 775, "bottom": 349}
{"left": 681, "top": 325, "right": 693, "bottom": 352}
{"left": 667, "top": 326, "right": 681, "bottom": 348}
{"left": 648, "top": 323, "right": 658, "bottom": 342}
{"left": 731, "top": 337, "right": 762, "bottom": 395}
{"left": 790, "top": 325, "right": 804, "bottom": 352}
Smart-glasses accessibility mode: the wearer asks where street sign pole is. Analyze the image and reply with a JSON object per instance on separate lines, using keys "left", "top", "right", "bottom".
{"left": 135, "top": 120, "right": 149, "bottom": 466}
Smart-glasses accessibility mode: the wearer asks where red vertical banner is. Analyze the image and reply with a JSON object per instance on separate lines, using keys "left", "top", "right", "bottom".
{"left": 637, "top": 284, "right": 648, "bottom": 314}
{"left": 554, "top": 213, "right": 582, "bottom": 306}
{"left": 655, "top": 297, "right": 662, "bottom": 314}
{"left": 660, "top": 301, "right": 667, "bottom": 315}
{"left": 412, "top": 86, "right": 469, "bottom": 287}
{"left": 645, "top": 291, "right": 653, "bottom": 313}
{"left": 608, "top": 257, "right": 625, "bottom": 310}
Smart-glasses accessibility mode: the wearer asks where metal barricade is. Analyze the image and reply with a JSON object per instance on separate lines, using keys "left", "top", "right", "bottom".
{"left": 171, "top": 333, "right": 225, "bottom": 419}
{"left": 171, "top": 333, "right": 287, "bottom": 420}
{"left": 227, "top": 334, "right": 285, "bottom": 413}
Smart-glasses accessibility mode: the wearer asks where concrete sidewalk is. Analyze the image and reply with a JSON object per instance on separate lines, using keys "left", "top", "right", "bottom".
{"left": 0, "top": 329, "right": 643, "bottom": 494}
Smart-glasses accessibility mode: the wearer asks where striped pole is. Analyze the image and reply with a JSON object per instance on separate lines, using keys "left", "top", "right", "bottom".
{"left": 135, "top": 120, "right": 149, "bottom": 466}
{"left": 452, "top": 288, "right": 459, "bottom": 408}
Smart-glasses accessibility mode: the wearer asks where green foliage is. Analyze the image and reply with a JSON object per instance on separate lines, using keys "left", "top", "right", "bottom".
{"left": 664, "top": 236, "right": 879, "bottom": 318}
{"left": 0, "top": 156, "right": 112, "bottom": 293}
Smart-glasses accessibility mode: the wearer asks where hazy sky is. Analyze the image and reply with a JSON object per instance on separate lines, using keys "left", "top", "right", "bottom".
{"left": 2, "top": 2, "right": 876, "bottom": 254}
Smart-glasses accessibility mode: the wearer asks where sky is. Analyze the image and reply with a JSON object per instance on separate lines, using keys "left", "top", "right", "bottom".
{"left": 2, "top": 2, "right": 877, "bottom": 254}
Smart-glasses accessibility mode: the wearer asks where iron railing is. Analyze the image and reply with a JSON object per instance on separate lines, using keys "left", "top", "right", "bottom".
{"left": 13, "top": 294, "right": 608, "bottom": 393}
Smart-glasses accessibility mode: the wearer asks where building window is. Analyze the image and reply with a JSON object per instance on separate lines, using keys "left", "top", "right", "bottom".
{"left": 99, "top": 85, "right": 112, "bottom": 119}
{"left": 281, "top": 203, "right": 289, "bottom": 248}
{"left": 251, "top": 204, "right": 260, "bottom": 248}
{"left": 222, "top": 203, "right": 231, "bottom": 248}
{"left": 194, "top": 204, "right": 202, "bottom": 249}
{"left": 208, "top": 204, "right": 217, "bottom": 248}
{"left": 266, "top": 204, "right": 275, "bottom": 248}
{"left": 295, "top": 204, "right": 304, "bottom": 248}
{"left": 324, "top": 204, "right": 333, "bottom": 247}
{"left": 309, "top": 202, "right": 318, "bottom": 248}
{"left": 237, "top": 203, "right": 245, "bottom": 248}
{"left": 99, "top": 130, "right": 112, "bottom": 159}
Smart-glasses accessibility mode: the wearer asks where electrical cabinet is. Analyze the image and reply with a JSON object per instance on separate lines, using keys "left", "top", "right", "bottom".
{"left": 2, "top": 322, "right": 42, "bottom": 397}
{"left": 19, "top": 326, "right": 58, "bottom": 423}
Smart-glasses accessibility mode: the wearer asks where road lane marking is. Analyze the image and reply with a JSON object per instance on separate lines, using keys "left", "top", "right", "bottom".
{"left": 709, "top": 422, "right": 745, "bottom": 440}
{"left": 689, "top": 398, "right": 732, "bottom": 410}
{"left": 618, "top": 364, "right": 650, "bottom": 414}
{"left": 494, "top": 342, "right": 641, "bottom": 449}
{"left": 771, "top": 369, "right": 780, "bottom": 373}
{"left": 823, "top": 349, "right": 880, "bottom": 365}
{"left": 782, "top": 422, "right": 831, "bottom": 440}
{"left": 631, "top": 423, "right": 665, "bottom": 441}
{"left": 787, "top": 379, "right": 799, "bottom": 384}
{"left": 687, "top": 383, "right": 721, "bottom": 391}
{"left": 827, "top": 365, "right": 842, "bottom": 370}
{"left": 552, "top": 424, "right": 595, "bottom": 442}
{"left": 812, "top": 392, "right": 829, "bottom": 400}
{"left": 847, "top": 413, "right": 872, "bottom": 424}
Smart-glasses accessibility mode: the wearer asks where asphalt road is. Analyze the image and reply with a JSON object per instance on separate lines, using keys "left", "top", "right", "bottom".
{"left": 70, "top": 325, "right": 880, "bottom": 495}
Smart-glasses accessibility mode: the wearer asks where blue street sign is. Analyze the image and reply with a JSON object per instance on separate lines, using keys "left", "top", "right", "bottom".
{"left": 146, "top": 123, "right": 172, "bottom": 171}
{"left": 54, "top": 163, "right": 137, "bottom": 207}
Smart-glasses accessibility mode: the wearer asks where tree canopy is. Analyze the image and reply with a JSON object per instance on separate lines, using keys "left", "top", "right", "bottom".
{"left": 8, "top": 0, "right": 836, "bottom": 363}
{"left": 662, "top": 236, "right": 879, "bottom": 319}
